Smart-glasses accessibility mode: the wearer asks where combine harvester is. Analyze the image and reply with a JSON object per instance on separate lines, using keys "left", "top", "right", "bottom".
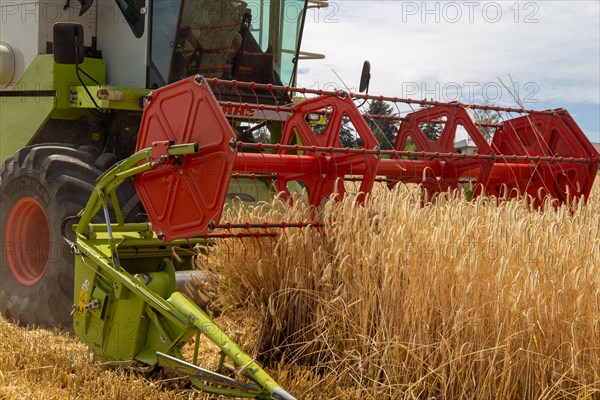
{"left": 1, "top": 1, "right": 598, "bottom": 398}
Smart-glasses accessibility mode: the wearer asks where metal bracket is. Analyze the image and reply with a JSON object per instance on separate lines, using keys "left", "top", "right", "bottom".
{"left": 151, "top": 140, "right": 174, "bottom": 162}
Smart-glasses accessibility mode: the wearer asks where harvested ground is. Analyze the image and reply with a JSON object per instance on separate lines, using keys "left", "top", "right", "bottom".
{"left": 0, "top": 316, "right": 194, "bottom": 399}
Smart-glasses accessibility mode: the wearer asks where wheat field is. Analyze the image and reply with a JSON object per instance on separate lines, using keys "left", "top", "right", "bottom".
{"left": 1, "top": 178, "right": 599, "bottom": 399}
{"left": 211, "top": 180, "right": 600, "bottom": 399}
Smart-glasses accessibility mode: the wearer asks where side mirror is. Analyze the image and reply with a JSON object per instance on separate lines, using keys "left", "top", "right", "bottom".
{"left": 359, "top": 60, "right": 371, "bottom": 93}
{"left": 53, "top": 23, "right": 84, "bottom": 65}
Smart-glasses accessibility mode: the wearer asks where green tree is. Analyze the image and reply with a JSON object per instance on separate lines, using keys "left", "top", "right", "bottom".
{"left": 418, "top": 121, "right": 443, "bottom": 141}
{"left": 403, "top": 137, "right": 417, "bottom": 152}
{"left": 339, "top": 115, "right": 363, "bottom": 148}
{"left": 417, "top": 103, "right": 444, "bottom": 141}
{"left": 365, "top": 100, "right": 399, "bottom": 150}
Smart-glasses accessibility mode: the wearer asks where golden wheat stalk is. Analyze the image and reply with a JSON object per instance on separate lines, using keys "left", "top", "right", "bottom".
{"left": 207, "top": 182, "right": 600, "bottom": 399}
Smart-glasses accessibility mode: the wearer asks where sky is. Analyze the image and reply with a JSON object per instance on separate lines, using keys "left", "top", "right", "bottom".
{"left": 296, "top": 0, "right": 600, "bottom": 144}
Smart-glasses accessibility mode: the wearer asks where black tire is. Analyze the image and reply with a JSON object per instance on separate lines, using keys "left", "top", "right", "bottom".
{"left": 0, "top": 145, "right": 143, "bottom": 327}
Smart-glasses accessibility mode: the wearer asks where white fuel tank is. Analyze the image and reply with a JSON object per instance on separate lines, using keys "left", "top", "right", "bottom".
{"left": 0, "top": 42, "right": 15, "bottom": 87}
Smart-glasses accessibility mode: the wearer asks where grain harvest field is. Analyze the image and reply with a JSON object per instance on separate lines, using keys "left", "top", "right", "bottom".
{"left": 1, "top": 179, "right": 599, "bottom": 400}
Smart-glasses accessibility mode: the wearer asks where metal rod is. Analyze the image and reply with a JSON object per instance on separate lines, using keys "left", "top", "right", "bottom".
{"left": 200, "top": 232, "right": 279, "bottom": 239}
{"left": 207, "top": 78, "right": 565, "bottom": 116}
{"left": 235, "top": 142, "right": 595, "bottom": 164}
{"left": 193, "top": 331, "right": 201, "bottom": 366}
{"left": 216, "top": 222, "right": 324, "bottom": 230}
{"left": 168, "top": 293, "right": 293, "bottom": 398}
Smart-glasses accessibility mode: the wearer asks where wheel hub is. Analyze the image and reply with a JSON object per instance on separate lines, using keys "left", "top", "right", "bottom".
{"left": 5, "top": 197, "right": 51, "bottom": 285}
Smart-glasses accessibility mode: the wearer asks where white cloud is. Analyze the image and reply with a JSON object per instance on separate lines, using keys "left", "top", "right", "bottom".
{"left": 298, "top": 1, "right": 600, "bottom": 106}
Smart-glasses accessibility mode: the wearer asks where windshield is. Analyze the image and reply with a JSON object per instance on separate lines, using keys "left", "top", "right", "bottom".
{"left": 115, "top": 0, "right": 146, "bottom": 38}
{"left": 148, "top": 0, "right": 307, "bottom": 88}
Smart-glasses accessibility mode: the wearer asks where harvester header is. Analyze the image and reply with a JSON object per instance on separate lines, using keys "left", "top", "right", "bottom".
{"left": 133, "top": 75, "right": 598, "bottom": 241}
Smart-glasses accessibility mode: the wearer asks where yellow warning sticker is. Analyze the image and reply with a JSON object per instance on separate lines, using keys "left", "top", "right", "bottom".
{"left": 76, "top": 279, "right": 90, "bottom": 315}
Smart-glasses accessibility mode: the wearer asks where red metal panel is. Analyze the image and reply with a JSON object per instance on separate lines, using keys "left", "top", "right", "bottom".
{"left": 135, "top": 76, "right": 236, "bottom": 240}
{"left": 490, "top": 112, "right": 599, "bottom": 204}
{"left": 276, "top": 93, "right": 380, "bottom": 204}
{"left": 392, "top": 105, "right": 494, "bottom": 198}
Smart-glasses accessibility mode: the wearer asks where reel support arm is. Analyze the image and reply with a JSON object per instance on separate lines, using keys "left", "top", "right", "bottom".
{"left": 73, "top": 140, "right": 296, "bottom": 399}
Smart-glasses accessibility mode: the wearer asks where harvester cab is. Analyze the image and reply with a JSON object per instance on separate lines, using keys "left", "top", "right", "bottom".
{"left": 1, "top": 0, "right": 308, "bottom": 87}
{"left": 155, "top": 0, "right": 297, "bottom": 87}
